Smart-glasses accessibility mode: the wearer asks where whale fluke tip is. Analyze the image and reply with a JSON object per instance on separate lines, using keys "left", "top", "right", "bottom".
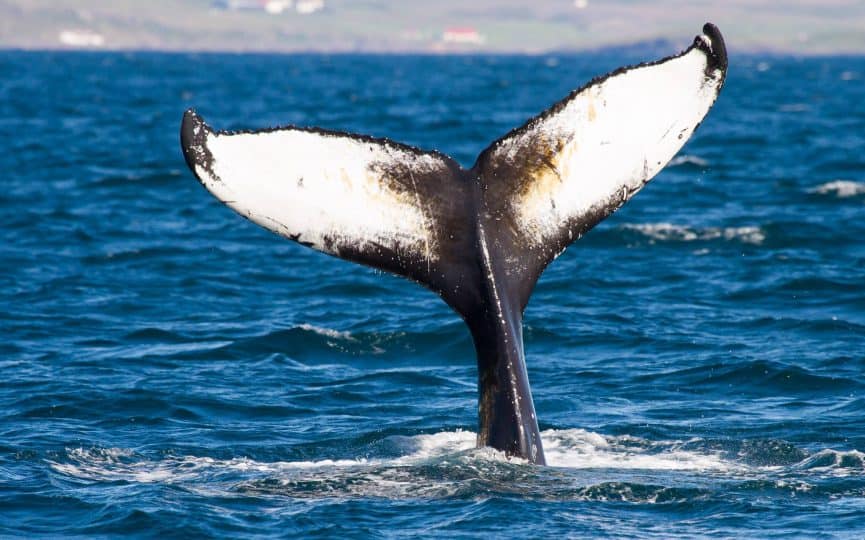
{"left": 698, "top": 23, "right": 728, "bottom": 73}
{"left": 180, "top": 109, "right": 214, "bottom": 181}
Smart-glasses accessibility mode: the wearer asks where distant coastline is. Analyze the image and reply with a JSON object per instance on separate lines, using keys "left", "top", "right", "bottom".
{"left": 2, "top": 0, "right": 864, "bottom": 56}
{"left": 3, "top": 42, "right": 861, "bottom": 58}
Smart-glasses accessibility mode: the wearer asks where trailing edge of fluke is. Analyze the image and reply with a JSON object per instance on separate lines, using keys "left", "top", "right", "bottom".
{"left": 181, "top": 23, "right": 728, "bottom": 465}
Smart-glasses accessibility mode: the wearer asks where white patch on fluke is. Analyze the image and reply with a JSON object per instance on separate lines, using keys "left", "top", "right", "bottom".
{"left": 195, "top": 129, "right": 448, "bottom": 260}
{"left": 492, "top": 37, "right": 724, "bottom": 244}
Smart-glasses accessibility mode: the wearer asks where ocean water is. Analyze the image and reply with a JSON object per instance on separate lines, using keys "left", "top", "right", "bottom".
{"left": 1, "top": 48, "right": 864, "bottom": 538}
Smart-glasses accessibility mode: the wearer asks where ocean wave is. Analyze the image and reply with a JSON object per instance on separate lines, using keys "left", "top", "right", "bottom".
{"left": 622, "top": 223, "right": 766, "bottom": 245}
{"left": 201, "top": 322, "right": 469, "bottom": 361}
{"left": 793, "top": 449, "right": 865, "bottom": 475}
{"left": 808, "top": 180, "right": 865, "bottom": 198}
{"left": 681, "top": 359, "right": 858, "bottom": 394}
{"left": 778, "top": 103, "right": 810, "bottom": 113}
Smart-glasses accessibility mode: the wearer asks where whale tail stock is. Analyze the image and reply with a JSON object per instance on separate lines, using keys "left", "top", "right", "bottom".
{"left": 181, "top": 24, "right": 727, "bottom": 465}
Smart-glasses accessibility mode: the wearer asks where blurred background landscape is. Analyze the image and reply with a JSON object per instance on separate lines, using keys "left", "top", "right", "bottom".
{"left": 1, "top": 0, "right": 863, "bottom": 55}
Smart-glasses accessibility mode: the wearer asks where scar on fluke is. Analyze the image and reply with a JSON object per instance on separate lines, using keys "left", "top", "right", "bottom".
{"left": 180, "top": 23, "right": 727, "bottom": 465}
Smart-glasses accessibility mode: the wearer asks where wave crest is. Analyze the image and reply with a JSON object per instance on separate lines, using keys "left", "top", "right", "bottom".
{"left": 622, "top": 223, "right": 766, "bottom": 245}
{"left": 668, "top": 154, "right": 709, "bottom": 168}
{"left": 794, "top": 449, "right": 865, "bottom": 475}
{"left": 808, "top": 180, "right": 865, "bottom": 198}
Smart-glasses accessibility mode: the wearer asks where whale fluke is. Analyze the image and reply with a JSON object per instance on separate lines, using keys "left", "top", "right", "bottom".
{"left": 181, "top": 23, "right": 728, "bottom": 465}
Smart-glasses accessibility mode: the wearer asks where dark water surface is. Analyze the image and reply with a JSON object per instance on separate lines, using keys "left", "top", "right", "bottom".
{"left": 2, "top": 49, "right": 864, "bottom": 538}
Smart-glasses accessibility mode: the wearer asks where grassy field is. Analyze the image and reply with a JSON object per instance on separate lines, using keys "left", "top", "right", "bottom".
{"left": 1, "top": 0, "right": 863, "bottom": 54}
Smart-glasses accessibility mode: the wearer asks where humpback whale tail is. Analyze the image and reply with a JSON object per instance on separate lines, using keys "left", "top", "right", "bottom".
{"left": 181, "top": 24, "right": 727, "bottom": 465}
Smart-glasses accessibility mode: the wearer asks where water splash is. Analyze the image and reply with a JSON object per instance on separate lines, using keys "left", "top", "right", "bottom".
{"left": 48, "top": 429, "right": 865, "bottom": 502}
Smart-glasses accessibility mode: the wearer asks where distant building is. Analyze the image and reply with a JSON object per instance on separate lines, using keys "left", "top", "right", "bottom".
{"left": 211, "top": 1, "right": 291, "bottom": 15}
{"left": 264, "top": 1, "right": 293, "bottom": 14}
{"left": 442, "top": 27, "right": 485, "bottom": 45}
{"left": 212, "top": 0, "right": 323, "bottom": 15}
{"left": 295, "top": 0, "right": 324, "bottom": 14}
{"left": 213, "top": 0, "right": 258, "bottom": 11}
{"left": 58, "top": 30, "right": 105, "bottom": 48}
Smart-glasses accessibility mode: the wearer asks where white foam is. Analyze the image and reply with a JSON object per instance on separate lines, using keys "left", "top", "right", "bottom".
{"left": 809, "top": 180, "right": 865, "bottom": 198}
{"left": 296, "top": 323, "right": 356, "bottom": 341}
{"left": 391, "top": 429, "right": 476, "bottom": 463}
{"left": 668, "top": 154, "right": 709, "bottom": 168}
{"left": 48, "top": 433, "right": 477, "bottom": 485}
{"left": 49, "top": 430, "right": 865, "bottom": 502}
{"left": 624, "top": 223, "right": 766, "bottom": 245}
{"left": 48, "top": 429, "right": 739, "bottom": 486}
{"left": 542, "top": 429, "right": 737, "bottom": 471}
{"left": 50, "top": 448, "right": 374, "bottom": 484}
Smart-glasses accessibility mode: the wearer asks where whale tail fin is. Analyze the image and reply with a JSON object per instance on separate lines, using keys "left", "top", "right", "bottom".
{"left": 472, "top": 22, "right": 727, "bottom": 312}
{"left": 180, "top": 109, "right": 484, "bottom": 317}
{"left": 181, "top": 24, "right": 728, "bottom": 464}
{"left": 181, "top": 24, "right": 726, "bottom": 317}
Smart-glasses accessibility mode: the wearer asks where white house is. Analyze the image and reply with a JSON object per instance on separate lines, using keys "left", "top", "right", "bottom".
{"left": 296, "top": 0, "right": 325, "bottom": 14}
{"left": 442, "top": 27, "right": 485, "bottom": 45}
{"left": 58, "top": 30, "right": 105, "bottom": 48}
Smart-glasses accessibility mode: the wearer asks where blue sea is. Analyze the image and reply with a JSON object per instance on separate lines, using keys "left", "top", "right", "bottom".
{"left": 2, "top": 48, "right": 864, "bottom": 538}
